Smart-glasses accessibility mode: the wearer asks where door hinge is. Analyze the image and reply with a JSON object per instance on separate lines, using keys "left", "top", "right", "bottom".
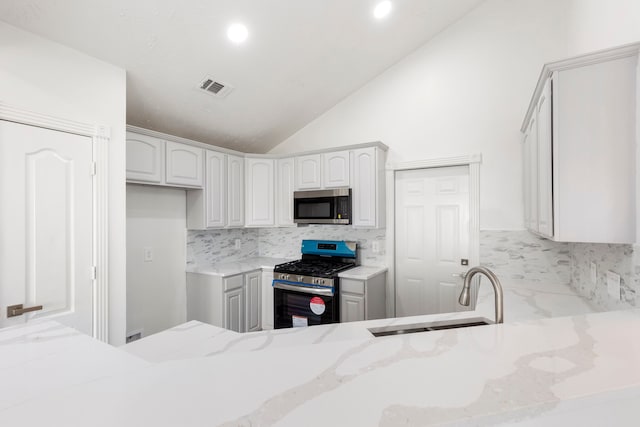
{"left": 91, "top": 162, "right": 97, "bottom": 176}
{"left": 91, "top": 266, "right": 97, "bottom": 280}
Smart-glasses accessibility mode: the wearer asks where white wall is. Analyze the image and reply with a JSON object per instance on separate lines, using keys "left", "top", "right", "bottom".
{"left": 0, "top": 22, "right": 127, "bottom": 344}
{"left": 565, "top": 0, "right": 640, "bottom": 55}
{"left": 270, "top": 0, "right": 570, "bottom": 230}
{"left": 127, "top": 185, "right": 187, "bottom": 339}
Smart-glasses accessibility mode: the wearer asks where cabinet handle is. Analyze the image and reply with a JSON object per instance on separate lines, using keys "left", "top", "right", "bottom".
{"left": 7, "top": 304, "right": 43, "bottom": 318}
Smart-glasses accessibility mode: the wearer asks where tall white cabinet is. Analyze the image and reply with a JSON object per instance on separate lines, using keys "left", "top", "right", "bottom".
{"left": 521, "top": 45, "right": 638, "bottom": 243}
{"left": 245, "top": 157, "right": 275, "bottom": 227}
{"left": 352, "top": 147, "right": 385, "bottom": 228}
{"left": 276, "top": 157, "right": 295, "bottom": 227}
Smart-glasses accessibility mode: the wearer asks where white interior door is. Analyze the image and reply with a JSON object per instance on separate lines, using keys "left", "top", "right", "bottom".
{"left": 0, "top": 120, "right": 93, "bottom": 334}
{"left": 395, "top": 166, "right": 471, "bottom": 317}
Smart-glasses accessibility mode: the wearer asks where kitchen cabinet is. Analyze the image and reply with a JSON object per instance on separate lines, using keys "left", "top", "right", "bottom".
{"left": 352, "top": 147, "right": 386, "bottom": 228}
{"left": 245, "top": 157, "right": 275, "bottom": 227}
{"left": 261, "top": 270, "right": 274, "bottom": 330}
{"left": 339, "top": 270, "right": 386, "bottom": 323}
{"left": 187, "top": 151, "right": 244, "bottom": 229}
{"left": 126, "top": 132, "right": 164, "bottom": 183}
{"left": 165, "top": 141, "right": 203, "bottom": 187}
{"left": 126, "top": 131, "right": 203, "bottom": 188}
{"left": 295, "top": 154, "right": 322, "bottom": 190}
{"left": 521, "top": 46, "right": 637, "bottom": 243}
{"left": 276, "top": 157, "right": 295, "bottom": 227}
{"left": 227, "top": 155, "right": 245, "bottom": 227}
{"left": 322, "top": 150, "right": 350, "bottom": 188}
{"left": 245, "top": 270, "right": 262, "bottom": 332}
{"left": 186, "top": 270, "right": 262, "bottom": 333}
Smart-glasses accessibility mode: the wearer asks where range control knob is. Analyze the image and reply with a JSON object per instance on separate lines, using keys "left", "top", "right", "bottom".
{"left": 297, "top": 275, "right": 304, "bottom": 282}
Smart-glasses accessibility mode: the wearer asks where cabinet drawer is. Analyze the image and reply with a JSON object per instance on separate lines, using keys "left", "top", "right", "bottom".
{"left": 341, "top": 278, "right": 364, "bottom": 295}
{"left": 223, "top": 274, "right": 244, "bottom": 291}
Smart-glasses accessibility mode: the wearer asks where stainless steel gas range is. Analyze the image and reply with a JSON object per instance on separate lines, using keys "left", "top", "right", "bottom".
{"left": 273, "top": 240, "right": 357, "bottom": 329}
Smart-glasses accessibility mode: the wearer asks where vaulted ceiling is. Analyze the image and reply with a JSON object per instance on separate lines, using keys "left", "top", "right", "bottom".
{"left": 0, "top": 0, "right": 484, "bottom": 152}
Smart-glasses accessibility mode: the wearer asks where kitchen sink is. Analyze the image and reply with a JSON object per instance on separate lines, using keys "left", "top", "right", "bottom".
{"left": 368, "top": 317, "right": 493, "bottom": 337}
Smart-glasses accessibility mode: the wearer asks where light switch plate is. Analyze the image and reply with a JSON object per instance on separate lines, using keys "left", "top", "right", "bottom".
{"left": 234, "top": 239, "right": 241, "bottom": 250}
{"left": 143, "top": 247, "right": 153, "bottom": 262}
{"left": 590, "top": 262, "right": 597, "bottom": 284}
{"left": 372, "top": 241, "right": 380, "bottom": 253}
{"left": 607, "top": 270, "right": 621, "bottom": 300}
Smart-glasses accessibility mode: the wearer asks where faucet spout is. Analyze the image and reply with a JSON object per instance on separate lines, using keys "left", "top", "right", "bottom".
{"left": 458, "top": 266, "right": 504, "bottom": 324}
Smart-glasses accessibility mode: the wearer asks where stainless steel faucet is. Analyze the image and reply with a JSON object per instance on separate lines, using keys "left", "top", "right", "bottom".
{"left": 458, "top": 266, "right": 504, "bottom": 324}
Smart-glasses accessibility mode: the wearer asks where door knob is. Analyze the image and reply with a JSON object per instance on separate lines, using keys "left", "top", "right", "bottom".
{"left": 7, "top": 304, "right": 43, "bottom": 318}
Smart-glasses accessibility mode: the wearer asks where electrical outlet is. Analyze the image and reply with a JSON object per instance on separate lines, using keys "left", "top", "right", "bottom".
{"left": 143, "top": 247, "right": 153, "bottom": 262}
{"left": 372, "top": 241, "right": 380, "bottom": 253}
{"left": 590, "top": 262, "right": 597, "bottom": 284}
{"left": 607, "top": 270, "right": 621, "bottom": 300}
{"left": 234, "top": 239, "right": 241, "bottom": 250}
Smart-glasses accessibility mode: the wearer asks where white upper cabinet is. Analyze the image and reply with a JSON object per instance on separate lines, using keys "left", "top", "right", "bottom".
{"left": 126, "top": 132, "right": 164, "bottom": 183}
{"left": 227, "top": 155, "right": 245, "bottom": 227}
{"left": 536, "top": 78, "right": 553, "bottom": 238}
{"left": 521, "top": 45, "right": 638, "bottom": 243}
{"left": 245, "top": 158, "right": 275, "bottom": 227}
{"left": 204, "top": 151, "right": 226, "bottom": 228}
{"left": 352, "top": 147, "right": 385, "bottom": 228}
{"left": 322, "top": 151, "right": 350, "bottom": 188}
{"left": 276, "top": 157, "right": 295, "bottom": 227}
{"left": 165, "top": 141, "right": 203, "bottom": 187}
{"left": 295, "top": 154, "right": 322, "bottom": 190}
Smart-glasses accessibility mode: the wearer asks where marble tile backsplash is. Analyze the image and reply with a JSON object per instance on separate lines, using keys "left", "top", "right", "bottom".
{"left": 187, "top": 228, "right": 259, "bottom": 267}
{"left": 258, "top": 225, "right": 386, "bottom": 266}
{"left": 187, "top": 226, "right": 386, "bottom": 267}
{"left": 568, "top": 242, "right": 637, "bottom": 310}
{"left": 480, "top": 230, "right": 571, "bottom": 284}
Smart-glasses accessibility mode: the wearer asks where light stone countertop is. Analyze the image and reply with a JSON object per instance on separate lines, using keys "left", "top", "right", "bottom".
{"left": 338, "top": 265, "right": 387, "bottom": 280}
{"left": 2, "top": 308, "right": 640, "bottom": 426}
{"left": 186, "top": 256, "right": 293, "bottom": 276}
{"left": 123, "top": 278, "right": 599, "bottom": 363}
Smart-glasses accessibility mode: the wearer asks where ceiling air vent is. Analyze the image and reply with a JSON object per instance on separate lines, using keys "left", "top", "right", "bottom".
{"left": 198, "top": 77, "right": 234, "bottom": 98}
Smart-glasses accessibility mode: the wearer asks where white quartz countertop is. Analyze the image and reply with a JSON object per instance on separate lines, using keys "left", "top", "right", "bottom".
{"left": 338, "top": 265, "right": 387, "bottom": 280}
{"left": 3, "top": 308, "right": 640, "bottom": 426}
{"left": 186, "top": 256, "right": 293, "bottom": 276}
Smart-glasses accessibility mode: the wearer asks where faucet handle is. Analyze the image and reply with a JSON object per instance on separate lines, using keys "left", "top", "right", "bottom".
{"left": 452, "top": 272, "right": 467, "bottom": 279}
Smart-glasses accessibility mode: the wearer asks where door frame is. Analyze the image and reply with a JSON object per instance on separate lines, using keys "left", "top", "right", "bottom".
{"left": 0, "top": 102, "right": 110, "bottom": 342}
{"left": 385, "top": 154, "right": 482, "bottom": 318}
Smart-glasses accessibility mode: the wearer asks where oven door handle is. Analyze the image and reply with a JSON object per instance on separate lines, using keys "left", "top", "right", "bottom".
{"left": 273, "top": 281, "right": 334, "bottom": 296}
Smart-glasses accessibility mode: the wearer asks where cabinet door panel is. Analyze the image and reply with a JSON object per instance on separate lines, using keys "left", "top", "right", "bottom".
{"left": 166, "top": 141, "right": 203, "bottom": 187}
{"left": 340, "top": 293, "right": 365, "bottom": 323}
{"left": 537, "top": 78, "right": 553, "bottom": 238}
{"left": 295, "top": 154, "right": 322, "bottom": 189}
{"left": 245, "top": 271, "right": 261, "bottom": 332}
{"left": 227, "top": 155, "right": 244, "bottom": 227}
{"left": 205, "top": 151, "right": 226, "bottom": 228}
{"left": 352, "top": 147, "right": 377, "bottom": 227}
{"left": 224, "top": 287, "right": 244, "bottom": 332}
{"left": 245, "top": 158, "right": 275, "bottom": 226}
{"left": 527, "top": 115, "right": 539, "bottom": 232}
{"left": 276, "top": 158, "right": 295, "bottom": 226}
{"left": 261, "top": 271, "right": 274, "bottom": 330}
{"left": 126, "top": 133, "right": 164, "bottom": 183}
{"left": 323, "top": 151, "right": 350, "bottom": 188}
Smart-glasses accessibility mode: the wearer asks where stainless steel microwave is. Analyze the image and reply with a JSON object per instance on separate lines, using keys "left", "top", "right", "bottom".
{"left": 293, "top": 189, "right": 352, "bottom": 225}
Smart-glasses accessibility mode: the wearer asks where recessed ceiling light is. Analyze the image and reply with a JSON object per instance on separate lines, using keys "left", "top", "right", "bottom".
{"left": 373, "top": 1, "right": 393, "bottom": 20}
{"left": 227, "top": 23, "right": 249, "bottom": 44}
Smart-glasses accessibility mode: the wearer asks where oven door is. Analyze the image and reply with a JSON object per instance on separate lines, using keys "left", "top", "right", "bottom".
{"left": 273, "top": 281, "right": 339, "bottom": 329}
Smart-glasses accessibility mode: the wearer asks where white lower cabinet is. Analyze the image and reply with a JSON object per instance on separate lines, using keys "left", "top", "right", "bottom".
{"left": 245, "top": 270, "right": 261, "bottom": 332}
{"left": 186, "top": 270, "right": 262, "bottom": 332}
{"left": 339, "top": 271, "right": 386, "bottom": 323}
{"left": 261, "top": 270, "right": 275, "bottom": 330}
